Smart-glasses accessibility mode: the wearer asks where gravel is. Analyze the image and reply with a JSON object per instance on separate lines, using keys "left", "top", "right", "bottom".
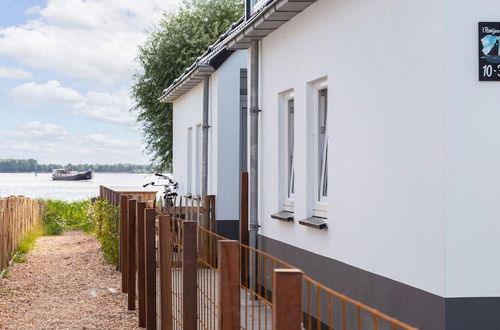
{"left": 0, "top": 231, "right": 139, "bottom": 329}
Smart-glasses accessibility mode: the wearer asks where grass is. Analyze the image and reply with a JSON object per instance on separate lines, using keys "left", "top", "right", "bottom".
{"left": 39, "top": 199, "right": 92, "bottom": 234}
{"left": 1, "top": 198, "right": 118, "bottom": 277}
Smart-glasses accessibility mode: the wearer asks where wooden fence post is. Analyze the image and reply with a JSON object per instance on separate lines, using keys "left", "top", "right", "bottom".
{"left": 159, "top": 215, "right": 172, "bottom": 330}
{"left": 120, "top": 195, "right": 129, "bottom": 292}
{"left": 145, "top": 208, "right": 157, "bottom": 330}
{"left": 182, "top": 221, "right": 197, "bottom": 330}
{"left": 218, "top": 240, "right": 240, "bottom": 329}
{"left": 128, "top": 199, "right": 137, "bottom": 310}
{"left": 272, "top": 269, "right": 303, "bottom": 330}
{"left": 137, "top": 202, "right": 147, "bottom": 328}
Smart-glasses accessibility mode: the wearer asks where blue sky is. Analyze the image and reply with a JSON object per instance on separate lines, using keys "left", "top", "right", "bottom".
{"left": 0, "top": 0, "right": 180, "bottom": 164}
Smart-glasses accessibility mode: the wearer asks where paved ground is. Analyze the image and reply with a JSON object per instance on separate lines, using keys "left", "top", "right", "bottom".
{"left": 0, "top": 230, "right": 139, "bottom": 329}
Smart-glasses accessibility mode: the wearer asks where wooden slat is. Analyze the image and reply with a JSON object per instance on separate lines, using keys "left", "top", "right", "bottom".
{"left": 159, "top": 215, "right": 172, "bottom": 330}
{"left": 145, "top": 208, "right": 157, "bottom": 330}
{"left": 136, "top": 202, "right": 147, "bottom": 327}
{"left": 182, "top": 221, "right": 197, "bottom": 330}
{"left": 218, "top": 240, "right": 241, "bottom": 329}
{"left": 120, "top": 195, "right": 129, "bottom": 292}
{"left": 272, "top": 269, "right": 303, "bottom": 330}
{"left": 128, "top": 199, "right": 137, "bottom": 310}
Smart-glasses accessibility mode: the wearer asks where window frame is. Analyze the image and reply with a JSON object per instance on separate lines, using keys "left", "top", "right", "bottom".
{"left": 281, "top": 90, "right": 295, "bottom": 212}
{"left": 187, "top": 127, "right": 193, "bottom": 195}
{"left": 312, "top": 80, "right": 328, "bottom": 218}
{"left": 250, "top": 0, "right": 266, "bottom": 13}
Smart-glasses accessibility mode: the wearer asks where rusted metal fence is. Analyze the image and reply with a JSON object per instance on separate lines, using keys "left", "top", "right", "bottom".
{"left": 0, "top": 196, "right": 44, "bottom": 271}
{"left": 114, "top": 186, "right": 417, "bottom": 330}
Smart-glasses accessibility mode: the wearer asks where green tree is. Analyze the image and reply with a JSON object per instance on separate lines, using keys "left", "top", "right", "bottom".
{"left": 132, "top": 0, "right": 244, "bottom": 170}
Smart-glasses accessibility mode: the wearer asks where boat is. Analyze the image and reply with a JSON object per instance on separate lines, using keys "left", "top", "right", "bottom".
{"left": 52, "top": 169, "right": 92, "bottom": 181}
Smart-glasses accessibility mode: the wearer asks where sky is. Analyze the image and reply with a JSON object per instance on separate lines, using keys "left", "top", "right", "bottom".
{"left": 0, "top": 0, "right": 181, "bottom": 164}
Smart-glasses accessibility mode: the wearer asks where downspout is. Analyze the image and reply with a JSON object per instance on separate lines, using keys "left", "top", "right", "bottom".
{"left": 202, "top": 75, "right": 209, "bottom": 196}
{"left": 249, "top": 40, "right": 260, "bottom": 250}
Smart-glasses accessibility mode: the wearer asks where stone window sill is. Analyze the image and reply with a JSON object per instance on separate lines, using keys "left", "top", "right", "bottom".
{"left": 271, "top": 211, "right": 294, "bottom": 222}
{"left": 298, "top": 216, "right": 327, "bottom": 230}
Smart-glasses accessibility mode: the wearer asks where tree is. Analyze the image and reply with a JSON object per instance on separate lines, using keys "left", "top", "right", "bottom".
{"left": 131, "top": 0, "right": 244, "bottom": 170}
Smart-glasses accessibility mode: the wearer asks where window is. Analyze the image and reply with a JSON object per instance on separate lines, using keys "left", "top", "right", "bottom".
{"left": 281, "top": 91, "right": 294, "bottom": 212}
{"left": 287, "top": 98, "right": 295, "bottom": 199}
{"left": 187, "top": 127, "right": 192, "bottom": 195}
{"left": 311, "top": 79, "right": 328, "bottom": 218}
{"left": 318, "top": 89, "right": 328, "bottom": 202}
{"left": 250, "top": 0, "right": 266, "bottom": 13}
{"left": 195, "top": 124, "right": 202, "bottom": 196}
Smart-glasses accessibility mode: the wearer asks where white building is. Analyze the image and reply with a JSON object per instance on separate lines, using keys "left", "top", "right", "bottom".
{"left": 160, "top": 37, "right": 248, "bottom": 239}
{"left": 223, "top": 0, "right": 500, "bottom": 329}
{"left": 163, "top": 0, "right": 500, "bottom": 328}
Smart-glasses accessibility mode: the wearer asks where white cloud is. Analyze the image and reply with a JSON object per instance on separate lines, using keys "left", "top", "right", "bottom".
{"left": 10, "top": 80, "right": 136, "bottom": 125}
{"left": 0, "top": 122, "right": 148, "bottom": 163}
{"left": 10, "top": 80, "right": 83, "bottom": 105}
{"left": 0, "top": 67, "right": 33, "bottom": 80}
{"left": 19, "top": 121, "right": 69, "bottom": 137}
{"left": 0, "top": 0, "right": 180, "bottom": 86}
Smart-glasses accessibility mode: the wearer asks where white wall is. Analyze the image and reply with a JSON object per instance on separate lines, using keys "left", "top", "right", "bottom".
{"left": 173, "top": 50, "right": 247, "bottom": 222}
{"left": 257, "top": 0, "right": 447, "bottom": 296}
{"left": 173, "top": 82, "right": 204, "bottom": 196}
{"left": 213, "top": 51, "right": 247, "bottom": 221}
{"left": 443, "top": 0, "right": 500, "bottom": 297}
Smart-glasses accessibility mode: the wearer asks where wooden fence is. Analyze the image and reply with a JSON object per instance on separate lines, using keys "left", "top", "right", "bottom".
{"left": 0, "top": 196, "right": 44, "bottom": 270}
{"left": 113, "top": 180, "right": 418, "bottom": 330}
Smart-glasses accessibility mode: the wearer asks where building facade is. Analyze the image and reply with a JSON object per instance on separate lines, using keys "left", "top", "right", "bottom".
{"left": 163, "top": 49, "right": 247, "bottom": 239}
{"left": 163, "top": 0, "right": 500, "bottom": 328}
{"left": 224, "top": 0, "right": 500, "bottom": 329}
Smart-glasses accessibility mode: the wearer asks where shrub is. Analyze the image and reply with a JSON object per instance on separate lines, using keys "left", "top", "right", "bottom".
{"left": 40, "top": 199, "right": 91, "bottom": 231}
{"left": 43, "top": 214, "right": 66, "bottom": 235}
{"left": 88, "top": 200, "right": 119, "bottom": 264}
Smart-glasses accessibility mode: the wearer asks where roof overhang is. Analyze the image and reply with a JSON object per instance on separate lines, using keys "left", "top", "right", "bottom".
{"left": 160, "top": 0, "right": 317, "bottom": 103}
{"left": 159, "top": 64, "right": 215, "bottom": 103}
{"left": 225, "top": 0, "right": 317, "bottom": 50}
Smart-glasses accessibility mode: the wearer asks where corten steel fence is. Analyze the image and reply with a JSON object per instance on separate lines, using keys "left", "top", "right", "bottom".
{"left": 115, "top": 189, "right": 417, "bottom": 330}
{"left": 0, "top": 196, "right": 44, "bottom": 271}
{"left": 302, "top": 275, "right": 417, "bottom": 330}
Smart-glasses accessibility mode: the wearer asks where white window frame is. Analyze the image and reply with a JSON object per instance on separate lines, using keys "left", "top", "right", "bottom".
{"left": 187, "top": 127, "right": 193, "bottom": 195}
{"left": 250, "top": 0, "right": 266, "bottom": 13}
{"left": 312, "top": 79, "right": 328, "bottom": 218}
{"left": 195, "top": 124, "right": 202, "bottom": 196}
{"left": 281, "top": 90, "right": 295, "bottom": 212}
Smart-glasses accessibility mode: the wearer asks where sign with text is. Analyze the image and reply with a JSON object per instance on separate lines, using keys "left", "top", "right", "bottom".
{"left": 479, "top": 22, "right": 500, "bottom": 81}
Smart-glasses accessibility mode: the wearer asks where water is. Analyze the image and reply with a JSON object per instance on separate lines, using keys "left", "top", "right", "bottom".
{"left": 0, "top": 173, "right": 165, "bottom": 201}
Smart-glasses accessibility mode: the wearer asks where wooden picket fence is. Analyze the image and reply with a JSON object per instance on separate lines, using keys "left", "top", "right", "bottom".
{"left": 0, "top": 196, "right": 44, "bottom": 270}
{"left": 108, "top": 174, "right": 417, "bottom": 330}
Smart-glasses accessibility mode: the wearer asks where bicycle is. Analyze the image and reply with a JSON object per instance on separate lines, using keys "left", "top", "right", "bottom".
{"left": 143, "top": 173, "right": 178, "bottom": 208}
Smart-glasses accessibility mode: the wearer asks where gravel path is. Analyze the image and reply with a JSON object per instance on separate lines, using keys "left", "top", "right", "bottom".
{"left": 0, "top": 230, "right": 139, "bottom": 329}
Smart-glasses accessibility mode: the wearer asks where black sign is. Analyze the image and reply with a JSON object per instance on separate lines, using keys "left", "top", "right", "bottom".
{"left": 479, "top": 22, "right": 500, "bottom": 81}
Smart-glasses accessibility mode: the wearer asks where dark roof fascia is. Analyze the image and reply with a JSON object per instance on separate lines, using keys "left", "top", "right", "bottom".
{"left": 159, "top": 17, "right": 244, "bottom": 103}
{"left": 222, "top": 0, "right": 317, "bottom": 50}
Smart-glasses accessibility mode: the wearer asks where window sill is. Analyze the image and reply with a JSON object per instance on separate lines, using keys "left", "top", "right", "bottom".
{"left": 271, "top": 211, "right": 294, "bottom": 222}
{"left": 298, "top": 216, "right": 327, "bottom": 230}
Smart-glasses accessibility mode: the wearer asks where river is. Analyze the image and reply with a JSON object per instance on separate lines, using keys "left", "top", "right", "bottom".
{"left": 0, "top": 172, "right": 165, "bottom": 201}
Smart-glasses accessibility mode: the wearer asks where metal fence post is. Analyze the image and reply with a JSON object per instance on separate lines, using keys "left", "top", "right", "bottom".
{"left": 159, "top": 215, "right": 172, "bottom": 330}
{"left": 145, "top": 208, "right": 157, "bottom": 330}
{"left": 272, "top": 269, "right": 303, "bottom": 330}
{"left": 183, "top": 221, "right": 197, "bottom": 330}
{"left": 137, "top": 202, "right": 147, "bottom": 327}
{"left": 218, "top": 240, "right": 240, "bottom": 329}
{"left": 119, "top": 195, "right": 129, "bottom": 291}
{"left": 127, "top": 199, "right": 137, "bottom": 310}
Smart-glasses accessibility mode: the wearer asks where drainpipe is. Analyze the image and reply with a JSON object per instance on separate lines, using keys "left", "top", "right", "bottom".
{"left": 249, "top": 40, "right": 260, "bottom": 250}
{"left": 202, "top": 75, "right": 209, "bottom": 196}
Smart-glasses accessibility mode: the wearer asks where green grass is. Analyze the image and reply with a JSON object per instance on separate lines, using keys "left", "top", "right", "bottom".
{"left": 17, "top": 224, "right": 45, "bottom": 254}
{"left": 39, "top": 199, "right": 92, "bottom": 234}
